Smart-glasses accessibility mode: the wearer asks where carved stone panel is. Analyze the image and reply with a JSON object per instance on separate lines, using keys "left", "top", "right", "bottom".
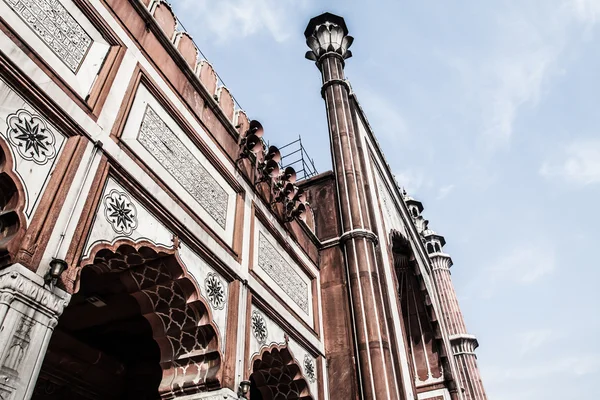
{"left": 257, "top": 232, "right": 309, "bottom": 314}
{"left": 0, "top": 0, "right": 110, "bottom": 97}
{"left": 3, "top": 0, "right": 93, "bottom": 73}
{"left": 120, "top": 84, "right": 237, "bottom": 245}
{"left": 137, "top": 105, "right": 229, "bottom": 229}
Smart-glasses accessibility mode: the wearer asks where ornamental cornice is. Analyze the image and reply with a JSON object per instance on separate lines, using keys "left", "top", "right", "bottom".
{"left": 429, "top": 253, "right": 453, "bottom": 270}
{"left": 0, "top": 267, "right": 70, "bottom": 318}
{"left": 340, "top": 228, "right": 378, "bottom": 245}
{"left": 449, "top": 333, "right": 479, "bottom": 355}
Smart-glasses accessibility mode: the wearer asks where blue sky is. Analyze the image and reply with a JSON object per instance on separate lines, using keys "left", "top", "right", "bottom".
{"left": 171, "top": 0, "right": 600, "bottom": 398}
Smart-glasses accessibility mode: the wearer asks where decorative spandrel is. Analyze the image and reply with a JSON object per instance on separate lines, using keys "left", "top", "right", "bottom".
{"left": 257, "top": 232, "right": 309, "bottom": 314}
{"left": 6, "top": 109, "right": 56, "bottom": 165}
{"left": 103, "top": 189, "right": 138, "bottom": 235}
{"left": 137, "top": 105, "right": 229, "bottom": 229}
{"left": 204, "top": 272, "right": 226, "bottom": 310}
{"left": 303, "top": 354, "right": 316, "bottom": 383}
{"left": 251, "top": 311, "right": 268, "bottom": 345}
{"left": 4, "top": 0, "right": 93, "bottom": 73}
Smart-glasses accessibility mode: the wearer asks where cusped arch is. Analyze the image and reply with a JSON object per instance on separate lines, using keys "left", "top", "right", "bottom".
{"left": 0, "top": 137, "right": 27, "bottom": 267}
{"left": 250, "top": 344, "right": 314, "bottom": 400}
{"left": 77, "top": 239, "right": 223, "bottom": 398}
{"left": 390, "top": 230, "right": 445, "bottom": 382}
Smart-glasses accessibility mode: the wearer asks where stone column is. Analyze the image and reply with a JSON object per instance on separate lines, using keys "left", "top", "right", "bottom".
{"left": 305, "top": 13, "right": 400, "bottom": 400}
{"left": 429, "top": 251, "right": 487, "bottom": 400}
{"left": 0, "top": 264, "right": 70, "bottom": 400}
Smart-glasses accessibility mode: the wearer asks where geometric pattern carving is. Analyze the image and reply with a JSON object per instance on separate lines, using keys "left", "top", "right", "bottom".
{"left": 84, "top": 243, "right": 222, "bottom": 397}
{"left": 2, "top": 315, "right": 34, "bottom": 372}
{"left": 257, "top": 233, "right": 309, "bottom": 313}
{"left": 251, "top": 310, "right": 268, "bottom": 345}
{"left": 251, "top": 347, "right": 314, "bottom": 400}
{"left": 6, "top": 109, "right": 56, "bottom": 165}
{"left": 103, "top": 189, "right": 138, "bottom": 235}
{"left": 204, "top": 272, "right": 226, "bottom": 310}
{"left": 303, "top": 354, "right": 316, "bottom": 384}
{"left": 5, "top": 0, "right": 93, "bottom": 72}
{"left": 137, "top": 105, "right": 228, "bottom": 229}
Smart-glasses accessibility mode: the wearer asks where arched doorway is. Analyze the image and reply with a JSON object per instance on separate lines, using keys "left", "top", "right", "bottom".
{"left": 33, "top": 241, "right": 222, "bottom": 399}
{"left": 0, "top": 139, "right": 26, "bottom": 267}
{"left": 249, "top": 346, "right": 313, "bottom": 400}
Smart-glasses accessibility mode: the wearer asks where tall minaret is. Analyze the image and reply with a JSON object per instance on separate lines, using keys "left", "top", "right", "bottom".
{"left": 305, "top": 13, "right": 401, "bottom": 399}
{"left": 422, "top": 227, "right": 488, "bottom": 400}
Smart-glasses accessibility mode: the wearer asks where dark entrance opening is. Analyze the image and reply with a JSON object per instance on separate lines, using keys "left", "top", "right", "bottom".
{"left": 32, "top": 260, "right": 162, "bottom": 399}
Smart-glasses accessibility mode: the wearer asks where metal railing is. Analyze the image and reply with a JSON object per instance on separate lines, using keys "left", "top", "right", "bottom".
{"left": 278, "top": 136, "right": 318, "bottom": 181}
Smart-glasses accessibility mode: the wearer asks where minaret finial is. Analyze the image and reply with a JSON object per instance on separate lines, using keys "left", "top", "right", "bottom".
{"left": 304, "top": 12, "right": 353, "bottom": 65}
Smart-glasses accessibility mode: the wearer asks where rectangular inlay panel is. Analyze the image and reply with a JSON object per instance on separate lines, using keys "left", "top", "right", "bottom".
{"left": 137, "top": 105, "right": 229, "bottom": 229}
{"left": 257, "top": 232, "right": 309, "bottom": 313}
{"left": 5, "top": 0, "right": 93, "bottom": 72}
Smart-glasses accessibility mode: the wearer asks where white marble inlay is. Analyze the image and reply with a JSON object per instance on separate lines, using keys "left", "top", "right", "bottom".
{"left": 4, "top": 0, "right": 92, "bottom": 72}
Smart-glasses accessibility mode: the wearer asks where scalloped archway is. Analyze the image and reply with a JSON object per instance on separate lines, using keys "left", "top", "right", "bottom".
{"left": 390, "top": 230, "right": 444, "bottom": 384}
{"left": 33, "top": 240, "right": 222, "bottom": 399}
{"left": 0, "top": 138, "right": 26, "bottom": 267}
{"left": 250, "top": 345, "right": 314, "bottom": 400}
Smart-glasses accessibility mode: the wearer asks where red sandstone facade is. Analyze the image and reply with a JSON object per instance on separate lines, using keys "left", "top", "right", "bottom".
{"left": 0, "top": 2, "right": 487, "bottom": 399}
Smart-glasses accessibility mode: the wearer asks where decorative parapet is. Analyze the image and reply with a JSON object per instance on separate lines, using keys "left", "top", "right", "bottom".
{"left": 142, "top": 0, "right": 249, "bottom": 137}
{"left": 217, "top": 86, "right": 235, "bottom": 122}
{"left": 174, "top": 31, "right": 198, "bottom": 68}
{"left": 150, "top": 0, "right": 177, "bottom": 40}
{"left": 196, "top": 60, "right": 218, "bottom": 96}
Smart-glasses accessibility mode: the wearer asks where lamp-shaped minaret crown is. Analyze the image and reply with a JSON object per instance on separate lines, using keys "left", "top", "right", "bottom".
{"left": 304, "top": 12, "right": 354, "bottom": 65}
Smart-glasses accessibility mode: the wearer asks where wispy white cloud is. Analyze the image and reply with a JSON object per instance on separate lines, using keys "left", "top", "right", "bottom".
{"left": 540, "top": 139, "right": 600, "bottom": 185}
{"left": 570, "top": 0, "right": 600, "bottom": 24}
{"left": 470, "top": 243, "right": 556, "bottom": 299}
{"left": 446, "top": 0, "right": 600, "bottom": 149}
{"left": 355, "top": 89, "right": 411, "bottom": 145}
{"left": 516, "top": 328, "right": 559, "bottom": 355}
{"left": 489, "top": 244, "right": 556, "bottom": 285}
{"left": 436, "top": 184, "right": 455, "bottom": 200}
{"left": 174, "top": 0, "right": 308, "bottom": 43}
{"left": 486, "top": 353, "right": 600, "bottom": 383}
{"left": 393, "top": 169, "right": 426, "bottom": 194}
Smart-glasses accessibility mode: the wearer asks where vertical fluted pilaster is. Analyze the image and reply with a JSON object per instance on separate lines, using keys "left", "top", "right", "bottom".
{"left": 430, "top": 254, "right": 487, "bottom": 400}
{"left": 305, "top": 13, "right": 401, "bottom": 400}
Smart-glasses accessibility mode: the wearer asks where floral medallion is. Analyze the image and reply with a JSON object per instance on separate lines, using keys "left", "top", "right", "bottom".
{"left": 204, "top": 272, "right": 226, "bottom": 310}
{"left": 251, "top": 311, "right": 268, "bottom": 345}
{"left": 304, "top": 354, "right": 316, "bottom": 383}
{"left": 103, "top": 189, "right": 138, "bottom": 235}
{"left": 6, "top": 109, "right": 56, "bottom": 165}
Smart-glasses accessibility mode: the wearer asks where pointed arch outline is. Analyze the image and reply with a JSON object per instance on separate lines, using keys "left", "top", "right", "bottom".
{"left": 71, "top": 238, "right": 225, "bottom": 398}
{"left": 249, "top": 342, "right": 316, "bottom": 400}
{"left": 389, "top": 229, "right": 448, "bottom": 383}
{"left": 0, "top": 136, "right": 27, "bottom": 267}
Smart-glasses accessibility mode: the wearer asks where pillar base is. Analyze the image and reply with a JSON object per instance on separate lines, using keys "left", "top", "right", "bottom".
{"left": 0, "top": 263, "right": 70, "bottom": 400}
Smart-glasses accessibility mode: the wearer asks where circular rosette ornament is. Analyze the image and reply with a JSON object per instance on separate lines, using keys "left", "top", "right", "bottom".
{"left": 6, "top": 109, "right": 56, "bottom": 165}
{"left": 304, "top": 354, "right": 316, "bottom": 383}
{"left": 204, "top": 272, "right": 226, "bottom": 310}
{"left": 103, "top": 189, "right": 138, "bottom": 235}
{"left": 251, "top": 311, "right": 268, "bottom": 345}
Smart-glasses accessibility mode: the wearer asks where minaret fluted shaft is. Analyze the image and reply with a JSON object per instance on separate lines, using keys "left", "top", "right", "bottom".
{"left": 305, "top": 13, "right": 402, "bottom": 400}
{"left": 430, "top": 253, "right": 488, "bottom": 400}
